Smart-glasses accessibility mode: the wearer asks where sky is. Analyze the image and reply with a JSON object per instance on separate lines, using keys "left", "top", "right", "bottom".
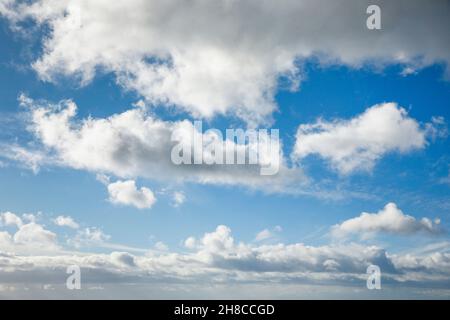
{"left": 0, "top": 0, "right": 450, "bottom": 299}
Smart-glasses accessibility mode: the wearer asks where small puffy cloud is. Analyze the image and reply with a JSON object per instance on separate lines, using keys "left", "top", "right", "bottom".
{"left": 80, "top": 228, "right": 110, "bottom": 242}
{"left": 13, "top": 223, "right": 58, "bottom": 247}
{"left": 332, "top": 203, "right": 443, "bottom": 239}
{"left": 69, "top": 227, "right": 111, "bottom": 248}
{"left": 107, "top": 180, "right": 156, "bottom": 209}
{"left": 0, "top": 211, "right": 60, "bottom": 253}
{"left": 171, "top": 191, "right": 186, "bottom": 208}
{"left": 0, "top": 224, "right": 59, "bottom": 253}
{"left": 255, "top": 229, "right": 273, "bottom": 242}
{"left": 0, "top": 212, "right": 23, "bottom": 227}
{"left": 199, "top": 225, "right": 235, "bottom": 253}
{"left": 255, "top": 226, "right": 283, "bottom": 242}
{"left": 400, "top": 67, "right": 418, "bottom": 77}
{"left": 183, "top": 225, "right": 235, "bottom": 254}
{"left": 53, "top": 215, "right": 79, "bottom": 229}
{"left": 425, "top": 116, "right": 448, "bottom": 140}
{"left": 293, "top": 103, "right": 433, "bottom": 174}
{"left": 154, "top": 241, "right": 168, "bottom": 252}
{"left": 184, "top": 236, "right": 196, "bottom": 249}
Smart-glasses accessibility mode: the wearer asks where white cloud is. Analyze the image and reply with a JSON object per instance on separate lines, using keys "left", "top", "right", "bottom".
{"left": 95, "top": 173, "right": 110, "bottom": 185}
{"left": 13, "top": 223, "right": 58, "bottom": 247}
{"left": 0, "top": 211, "right": 23, "bottom": 227}
{"left": 12, "top": 95, "right": 305, "bottom": 194}
{"left": 255, "top": 226, "right": 283, "bottom": 242}
{"left": 184, "top": 236, "right": 196, "bottom": 249}
{"left": 1, "top": 0, "right": 449, "bottom": 124}
{"left": 0, "top": 144, "right": 48, "bottom": 174}
{"left": 255, "top": 229, "right": 273, "bottom": 242}
{"left": 171, "top": 191, "right": 185, "bottom": 208}
{"left": 69, "top": 227, "right": 111, "bottom": 248}
{"left": 154, "top": 241, "right": 168, "bottom": 252}
{"left": 0, "top": 213, "right": 60, "bottom": 253}
{"left": 107, "top": 180, "right": 156, "bottom": 209}
{"left": 332, "top": 202, "right": 443, "bottom": 239}
{"left": 53, "top": 215, "right": 79, "bottom": 229}
{"left": 1, "top": 215, "right": 450, "bottom": 295}
{"left": 78, "top": 227, "right": 110, "bottom": 242}
{"left": 293, "top": 103, "right": 431, "bottom": 174}
{"left": 174, "top": 225, "right": 395, "bottom": 275}
{"left": 427, "top": 116, "right": 448, "bottom": 138}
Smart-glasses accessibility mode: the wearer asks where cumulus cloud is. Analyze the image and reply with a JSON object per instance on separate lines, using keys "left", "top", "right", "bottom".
{"left": 255, "top": 229, "right": 273, "bottom": 242}
{"left": 181, "top": 225, "right": 398, "bottom": 275}
{"left": 0, "top": 212, "right": 59, "bottom": 253}
{"left": 53, "top": 215, "right": 79, "bottom": 229}
{"left": 255, "top": 226, "right": 282, "bottom": 242}
{"left": 0, "top": 211, "right": 23, "bottom": 227}
{"left": 1, "top": 224, "right": 448, "bottom": 287}
{"left": 12, "top": 95, "right": 305, "bottom": 193}
{"left": 293, "top": 103, "right": 432, "bottom": 174}
{"left": 1, "top": 214, "right": 450, "bottom": 296}
{"left": 171, "top": 191, "right": 185, "bottom": 208}
{"left": 13, "top": 223, "right": 57, "bottom": 247}
{"left": 332, "top": 203, "right": 443, "bottom": 239}
{"left": 107, "top": 180, "right": 156, "bottom": 209}
{"left": 69, "top": 227, "right": 111, "bottom": 248}
{"left": 184, "top": 236, "right": 197, "bottom": 250}
{"left": 1, "top": 0, "right": 449, "bottom": 124}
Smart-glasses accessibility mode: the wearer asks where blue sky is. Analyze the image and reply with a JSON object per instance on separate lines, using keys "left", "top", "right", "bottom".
{"left": 0, "top": 0, "right": 450, "bottom": 299}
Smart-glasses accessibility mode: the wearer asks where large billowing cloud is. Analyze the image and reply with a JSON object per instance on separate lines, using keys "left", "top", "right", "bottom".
{"left": 292, "top": 103, "right": 433, "bottom": 174}
{"left": 1, "top": 0, "right": 449, "bottom": 124}
{"left": 2, "top": 96, "right": 443, "bottom": 198}
{"left": 332, "top": 202, "right": 443, "bottom": 238}
{"left": 8, "top": 95, "right": 306, "bottom": 193}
